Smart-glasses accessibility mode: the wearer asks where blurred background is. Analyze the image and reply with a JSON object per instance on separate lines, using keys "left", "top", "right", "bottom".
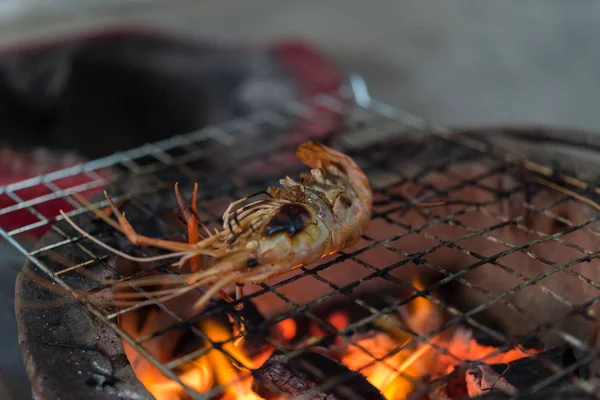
{"left": 1, "top": 1, "right": 600, "bottom": 398}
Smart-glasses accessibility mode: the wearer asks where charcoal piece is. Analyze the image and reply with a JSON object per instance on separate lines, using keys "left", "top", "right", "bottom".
{"left": 422, "top": 346, "right": 587, "bottom": 400}
{"left": 489, "top": 345, "right": 584, "bottom": 389}
{"left": 252, "top": 350, "right": 386, "bottom": 400}
{"left": 465, "top": 364, "right": 516, "bottom": 397}
{"left": 422, "top": 372, "right": 469, "bottom": 400}
{"left": 470, "top": 387, "right": 599, "bottom": 400}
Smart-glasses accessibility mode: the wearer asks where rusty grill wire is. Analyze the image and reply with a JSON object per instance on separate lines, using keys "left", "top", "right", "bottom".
{"left": 3, "top": 74, "right": 600, "bottom": 400}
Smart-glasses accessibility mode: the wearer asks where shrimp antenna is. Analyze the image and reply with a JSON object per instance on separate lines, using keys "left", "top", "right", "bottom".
{"left": 228, "top": 190, "right": 272, "bottom": 227}
{"left": 59, "top": 210, "right": 190, "bottom": 263}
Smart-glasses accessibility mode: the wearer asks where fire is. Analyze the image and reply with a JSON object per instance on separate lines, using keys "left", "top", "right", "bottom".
{"left": 337, "top": 279, "right": 537, "bottom": 398}
{"left": 198, "top": 319, "right": 263, "bottom": 400}
{"left": 138, "top": 317, "right": 264, "bottom": 400}
{"left": 132, "top": 278, "right": 538, "bottom": 400}
{"left": 143, "top": 359, "right": 213, "bottom": 400}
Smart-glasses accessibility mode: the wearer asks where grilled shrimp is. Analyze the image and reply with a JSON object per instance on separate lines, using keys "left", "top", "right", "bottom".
{"left": 61, "top": 141, "right": 373, "bottom": 311}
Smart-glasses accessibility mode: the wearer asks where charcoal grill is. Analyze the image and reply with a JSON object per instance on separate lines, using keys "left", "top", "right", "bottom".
{"left": 6, "top": 75, "right": 600, "bottom": 400}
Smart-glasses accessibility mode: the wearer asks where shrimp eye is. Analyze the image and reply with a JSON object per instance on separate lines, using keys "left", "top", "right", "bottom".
{"left": 265, "top": 204, "right": 311, "bottom": 237}
{"left": 247, "top": 258, "right": 259, "bottom": 268}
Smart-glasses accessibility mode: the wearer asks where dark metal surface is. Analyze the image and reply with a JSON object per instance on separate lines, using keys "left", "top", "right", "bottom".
{"left": 0, "top": 30, "right": 297, "bottom": 158}
{"left": 0, "top": 27, "right": 347, "bottom": 161}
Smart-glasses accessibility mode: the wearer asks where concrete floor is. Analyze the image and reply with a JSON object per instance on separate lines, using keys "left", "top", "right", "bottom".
{"left": 2, "top": 1, "right": 600, "bottom": 398}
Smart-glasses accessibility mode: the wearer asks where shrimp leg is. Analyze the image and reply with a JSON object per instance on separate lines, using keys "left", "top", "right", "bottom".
{"left": 192, "top": 272, "right": 246, "bottom": 312}
{"left": 235, "top": 284, "right": 245, "bottom": 302}
{"left": 235, "top": 284, "right": 246, "bottom": 311}
{"left": 175, "top": 183, "right": 203, "bottom": 272}
{"left": 174, "top": 183, "right": 237, "bottom": 306}
{"left": 104, "top": 191, "right": 198, "bottom": 253}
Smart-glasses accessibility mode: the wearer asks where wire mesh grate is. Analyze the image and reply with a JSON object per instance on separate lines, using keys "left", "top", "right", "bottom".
{"left": 4, "top": 76, "right": 600, "bottom": 400}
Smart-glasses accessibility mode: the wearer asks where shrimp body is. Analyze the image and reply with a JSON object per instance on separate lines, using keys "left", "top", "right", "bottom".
{"left": 219, "top": 141, "right": 373, "bottom": 284}
{"left": 61, "top": 141, "right": 372, "bottom": 310}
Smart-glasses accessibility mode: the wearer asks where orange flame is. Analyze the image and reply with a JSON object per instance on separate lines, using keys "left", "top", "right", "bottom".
{"left": 138, "top": 317, "right": 266, "bottom": 400}
{"left": 144, "top": 358, "right": 213, "bottom": 400}
{"left": 134, "top": 277, "right": 538, "bottom": 400}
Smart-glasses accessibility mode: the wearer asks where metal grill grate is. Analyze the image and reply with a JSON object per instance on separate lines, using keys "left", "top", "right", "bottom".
{"left": 5, "top": 75, "right": 600, "bottom": 400}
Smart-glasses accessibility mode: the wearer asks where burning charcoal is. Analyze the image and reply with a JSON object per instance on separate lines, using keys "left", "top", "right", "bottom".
{"left": 416, "top": 367, "right": 468, "bottom": 400}
{"left": 424, "top": 371, "right": 469, "bottom": 400}
{"left": 487, "top": 345, "right": 584, "bottom": 389}
{"left": 427, "top": 386, "right": 453, "bottom": 400}
{"left": 423, "top": 346, "right": 586, "bottom": 400}
{"left": 470, "top": 387, "right": 600, "bottom": 400}
{"left": 252, "top": 350, "right": 386, "bottom": 400}
{"left": 465, "top": 363, "right": 516, "bottom": 397}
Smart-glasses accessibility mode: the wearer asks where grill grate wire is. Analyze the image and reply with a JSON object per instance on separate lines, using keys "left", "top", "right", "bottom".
{"left": 3, "top": 74, "right": 600, "bottom": 400}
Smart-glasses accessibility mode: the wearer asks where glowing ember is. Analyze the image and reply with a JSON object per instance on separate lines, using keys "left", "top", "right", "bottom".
{"left": 129, "top": 278, "right": 540, "bottom": 400}
{"left": 275, "top": 318, "right": 297, "bottom": 342}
